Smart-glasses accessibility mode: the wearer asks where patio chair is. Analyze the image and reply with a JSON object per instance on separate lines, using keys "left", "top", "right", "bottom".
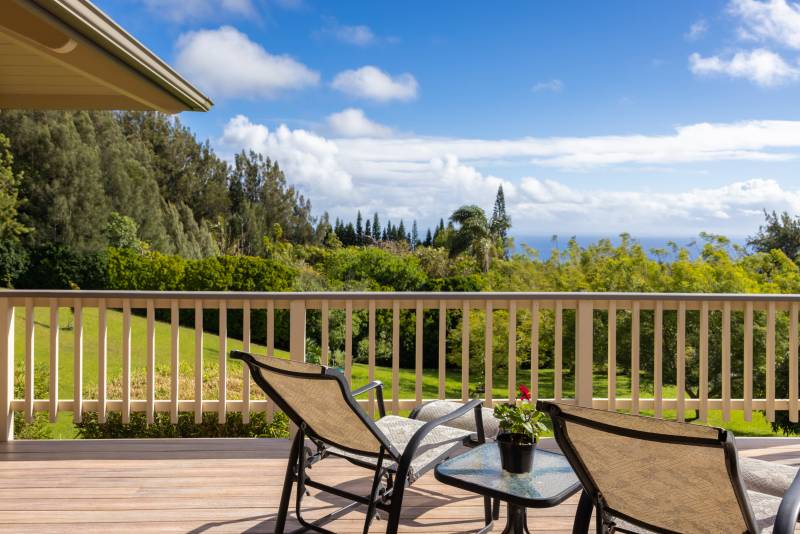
{"left": 538, "top": 401, "right": 800, "bottom": 534}
{"left": 230, "top": 350, "right": 486, "bottom": 534}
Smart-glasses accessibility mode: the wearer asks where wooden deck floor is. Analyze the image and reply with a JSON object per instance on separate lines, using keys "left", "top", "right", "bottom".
{"left": 1, "top": 437, "right": 799, "bottom": 533}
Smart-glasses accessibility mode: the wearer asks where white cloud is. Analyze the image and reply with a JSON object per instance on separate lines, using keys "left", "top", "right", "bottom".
{"left": 335, "top": 24, "right": 375, "bottom": 45}
{"left": 144, "top": 0, "right": 254, "bottom": 22}
{"left": 327, "top": 108, "right": 392, "bottom": 138}
{"left": 331, "top": 66, "right": 418, "bottom": 102}
{"left": 689, "top": 48, "right": 799, "bottom": 86}
{"left": 729, "top": 0, "right": 800, "bottom": 49}
{"left": 532, "top": 79, "right": 564, "bottom": 93}
{"left": 175, "top": 26, "right": 319, "bottom": 99}
{"left": 686, "top": 19, "right": 709, "bottom": 40}
{"left": 221, "top": 115, "right": 353, "bottom": 198}
{"left": 215, "top": 116, "right": 800, "bottom": 234}
{"left": 514, "top": 178, "right": 800, "bottom": 235}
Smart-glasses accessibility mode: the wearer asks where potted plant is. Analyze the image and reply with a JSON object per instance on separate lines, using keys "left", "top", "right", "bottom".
{"left": 493, "top": 384, "right": 547, "bottom": 473}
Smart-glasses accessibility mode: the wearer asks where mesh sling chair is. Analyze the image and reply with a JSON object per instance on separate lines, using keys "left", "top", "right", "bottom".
{"left": 230, "top": 350, "right": 488, "bottom": 534}
{"left": 538, "top": 401, "right": 800, "bottom": 534}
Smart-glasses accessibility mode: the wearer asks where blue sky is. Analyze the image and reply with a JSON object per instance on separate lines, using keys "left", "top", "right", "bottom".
{"left": 95, "top": 0, "right": 800, "bottom": 239}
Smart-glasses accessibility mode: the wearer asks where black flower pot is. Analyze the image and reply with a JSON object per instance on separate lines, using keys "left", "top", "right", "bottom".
{"left": 497, "top": 432, "right": 536, "bottom": 473}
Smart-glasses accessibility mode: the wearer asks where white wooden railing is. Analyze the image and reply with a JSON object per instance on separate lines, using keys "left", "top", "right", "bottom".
{"left": 2, "top": 290, "right": 800, "bottom": 441}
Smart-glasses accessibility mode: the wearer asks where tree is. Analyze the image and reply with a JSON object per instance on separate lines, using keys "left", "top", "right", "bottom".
{"left": 105, "top": 212, "right": 142, "bottom": 251}
{"left": 424, "top": 228, "right": 433, "bottom": 247}
{"left": 398, "top": 220, "right": 407, "bottom": 242}
{"left": 0, "top": 133, "right": 29, "bottom": 242}
{"left": 490, "top": 185, "right": 511, "bottom": 257}
{"left": 372, "top": 213, "right": 381, "bottom": 241}
{"left": 748, "top": 210, "right": 800, "bottom": 261}
{"left": 356, "top": 211, "right": 363, "bottom": 245}
{"left": 448, "top": 205, "right": 495, "bottom": 272}
{"left": 411, "top": 221, "right": 419, "bottom": 249}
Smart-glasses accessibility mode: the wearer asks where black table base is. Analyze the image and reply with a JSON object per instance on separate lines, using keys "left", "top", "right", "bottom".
{"left": 502, "top": 503, "right": 530, "bottom": 534}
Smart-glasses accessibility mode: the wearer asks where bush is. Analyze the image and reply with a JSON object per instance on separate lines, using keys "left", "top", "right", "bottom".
{"left": 0, "top": 240, "right": 28, "bottom": 287}
{"left": 75, "top": 410, "right": 288, "bottom": 439}
{"left": 17, "top": 243, "right": 108, "bottom": 289}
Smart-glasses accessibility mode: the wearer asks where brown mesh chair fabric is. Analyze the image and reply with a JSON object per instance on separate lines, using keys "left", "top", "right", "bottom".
{"left": 542, "top": 402, "right": 758, "bottom": 534}
{"left": 252, "top": 355, "right": 384, "bottom": 455}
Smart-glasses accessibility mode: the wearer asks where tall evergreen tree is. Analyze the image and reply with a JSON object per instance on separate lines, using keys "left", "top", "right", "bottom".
{"left": 356, "top": 211, "right": 363, "bottom": 245}
{"left": 411, "top": 221, "right": 419, "bottom": 249}
{"left": 424, "top": 228, "right": 433, "bottom": 247}
{"left": 372, "top": 213, "right": 381, "bottom": 241}
{"left": 490, "top": 185, "right": 511, "bottom": 257}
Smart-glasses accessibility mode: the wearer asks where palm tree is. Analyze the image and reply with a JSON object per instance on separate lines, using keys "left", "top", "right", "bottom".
{"left": 448, "top": 205, "right": 495, "bottom": 272}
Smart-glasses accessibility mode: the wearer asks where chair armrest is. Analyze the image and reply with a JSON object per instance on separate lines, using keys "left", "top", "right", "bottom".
{"left": 395, "top": 399, "right": 484, "bottom": 481}
{"left": 351, "top": 381, "right": 386, "bottom": 418}
{"left": 774, "top": 469, "right": 800, "bottom": 534}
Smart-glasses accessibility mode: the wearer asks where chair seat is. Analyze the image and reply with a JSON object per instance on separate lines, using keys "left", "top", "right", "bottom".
{"left": 413, "top": 400, "right": 500, "bottom": 439}
{"left": 326, "top": 415, "right": 472, "bottom": 481}
{"left": 605, "top": 490, "right": 782, "bottom": 534}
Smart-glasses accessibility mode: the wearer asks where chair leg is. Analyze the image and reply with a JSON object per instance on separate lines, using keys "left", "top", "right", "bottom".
{"left": 493, "top": 497, "right": 501, "bottom": 520}
{"left": 275, "top": 431, "right": 303, "bottom": 534}
{"left": 571, "top": 490, "right": 593, "bottom": 534}
{"left": 385, "top": 482, "right": 405, "bottom": 534}
{"left": 363, "top": 450, "right": 387, "bottom": 534}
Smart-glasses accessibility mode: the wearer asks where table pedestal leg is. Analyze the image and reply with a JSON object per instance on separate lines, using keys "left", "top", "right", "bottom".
{"left": 501, "top": 503, "right": 530, "bottom": 534}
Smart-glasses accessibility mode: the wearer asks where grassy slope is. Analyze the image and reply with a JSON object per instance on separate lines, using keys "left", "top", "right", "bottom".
{"left": 13, "top": 307, "right": 778, "bottom": 438}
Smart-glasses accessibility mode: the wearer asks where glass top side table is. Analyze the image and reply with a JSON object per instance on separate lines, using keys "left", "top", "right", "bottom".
{"left": 434, "top": 442, "right": 582, "bottom": 534}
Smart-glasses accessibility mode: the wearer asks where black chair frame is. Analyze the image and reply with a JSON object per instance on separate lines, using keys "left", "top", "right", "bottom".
{"left": 231, "top": 350, "right": 487, "bottom": 534}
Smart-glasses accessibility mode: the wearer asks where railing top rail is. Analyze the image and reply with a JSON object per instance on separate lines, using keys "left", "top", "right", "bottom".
{"left": 2, "top": 289, "right": 800, "bottom": 302}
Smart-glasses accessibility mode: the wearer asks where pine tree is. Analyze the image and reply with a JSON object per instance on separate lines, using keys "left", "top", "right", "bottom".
{"left": 424, "top": 228, "right": 433, "bottom": 247}
{"left": 364, "top": 219, "right": 372, "bottom": 242}
{"left": 372, "top": 213, "right": 381, "bottom": 241}
{"left": 355, "top": 211, "right": 363, "bottom": 245}
{"left": 398, "top": 220, "right": 407, "bottom": 242}
{"left": 490, "top": 185, "right": 511, "bottom": 258}
{"left": 411, "top": 221, "right": 419, "bottom": 249}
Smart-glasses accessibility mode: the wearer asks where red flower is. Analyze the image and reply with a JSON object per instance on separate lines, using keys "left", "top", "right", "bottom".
{"left": 518, "top": 384, "right": 531, "bottom": 401}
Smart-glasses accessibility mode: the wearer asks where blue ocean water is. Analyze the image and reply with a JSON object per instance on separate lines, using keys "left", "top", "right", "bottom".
{"left": 512, "top": 235, "right": 748, "bottom": 260}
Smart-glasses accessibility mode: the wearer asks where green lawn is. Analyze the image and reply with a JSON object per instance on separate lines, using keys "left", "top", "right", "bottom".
{"left": 12, "top": 307, "right": 780, "bottom": 438}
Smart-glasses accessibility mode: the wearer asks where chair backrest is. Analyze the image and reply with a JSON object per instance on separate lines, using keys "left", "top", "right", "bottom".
{"left": 231, "top": 351, "right": 393, "bottom": 458}
{"left": 539, "top": 401, "right": 757, "bottom": 534}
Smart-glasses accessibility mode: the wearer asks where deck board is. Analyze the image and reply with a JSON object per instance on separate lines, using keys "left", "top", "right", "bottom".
{"left": 1, "top": 437, "right": 799, "bottom": 533}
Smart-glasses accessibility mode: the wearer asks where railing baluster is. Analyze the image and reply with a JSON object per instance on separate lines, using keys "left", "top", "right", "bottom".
{"left": 722, "top": 301, "right": 731, "bottom": 422}
{"left": 146, "top": 299, "right": 155, "bottom": 425}
{"left": 699, "top": 301, "right": 709, "bottom": 423}
{"left": 345, "top": 300, "right": 353, "bottom": 384}
{"left": 24, "top": 298, "right": 34, "bottom": 423}
{"left": 575, "top": 301, "right": 593, "bottom": 408}
{"left": 607, "top": 301, "right": 616, "bottom": 412}
{"left": 49, "top": 302, "right": 59, "bottom": 423}
{"left": 438, "top": 300, "right": 446, "bottom": 400}
{"left": 321, "top": 300, "right": 329, "bottom": 367}
{"left": 676, "top": 301, "right": 686, "bottom": 422}
{"left": 368, "top": 300, "right": 376, "bottom": 418}
{"left": 631, "top": 301, "right": 640, "bottom": 415}
{"left": 0, "top": 299, "right": 13, "bottom": 441}
{"left": 171, "top": 300, "right": 180, "bottom": 425}
{"left": 531, "top": 301, "right": 539, "bottom": 403}
{"left": 508, "top": 300, "right": 517, "bottom": 402}
{"left": 484, "top": 300, "right": 493, "bottom": 407}
{"left": 122, "top": 299, "right": 131, "bottom": 424}
{"left": 266, "top": 300, "right": 274, "bottom": 422}
{"left": 462, "top": 300, "right": 470, "bottom": 402}
{"left": 415, "top": 300, "right": 423, "bottom": 405}
{"left": 194, "top": 300, "right": 203, "bottom": 424}
{"left": 392, "top": 301, "right": 400, "bottom": 415}
{"left": 98, "top": 299, "right": 107, "bottom": 424}
{"left": 73, "top": 299, "right": 83, "bottom": 424}
{"left": 767, "top": 301, "right": 776, "bottom": 423}
{"left": 744, "top": 301, "right": 753, "bottom": 422}
{"left": 791, "top": 302, "right": 799, "bottom": 424}
{"left": 654, "top": 300, "right": 663, "bottom": 418}
{"left": 554, "top": 301, "right": 562, "bottom": 402}
{"left": 242, "top": 300, "right": 250, "bottom": 424}
{"left": 218, "top": 300, "right": 227, "bottom": 424}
